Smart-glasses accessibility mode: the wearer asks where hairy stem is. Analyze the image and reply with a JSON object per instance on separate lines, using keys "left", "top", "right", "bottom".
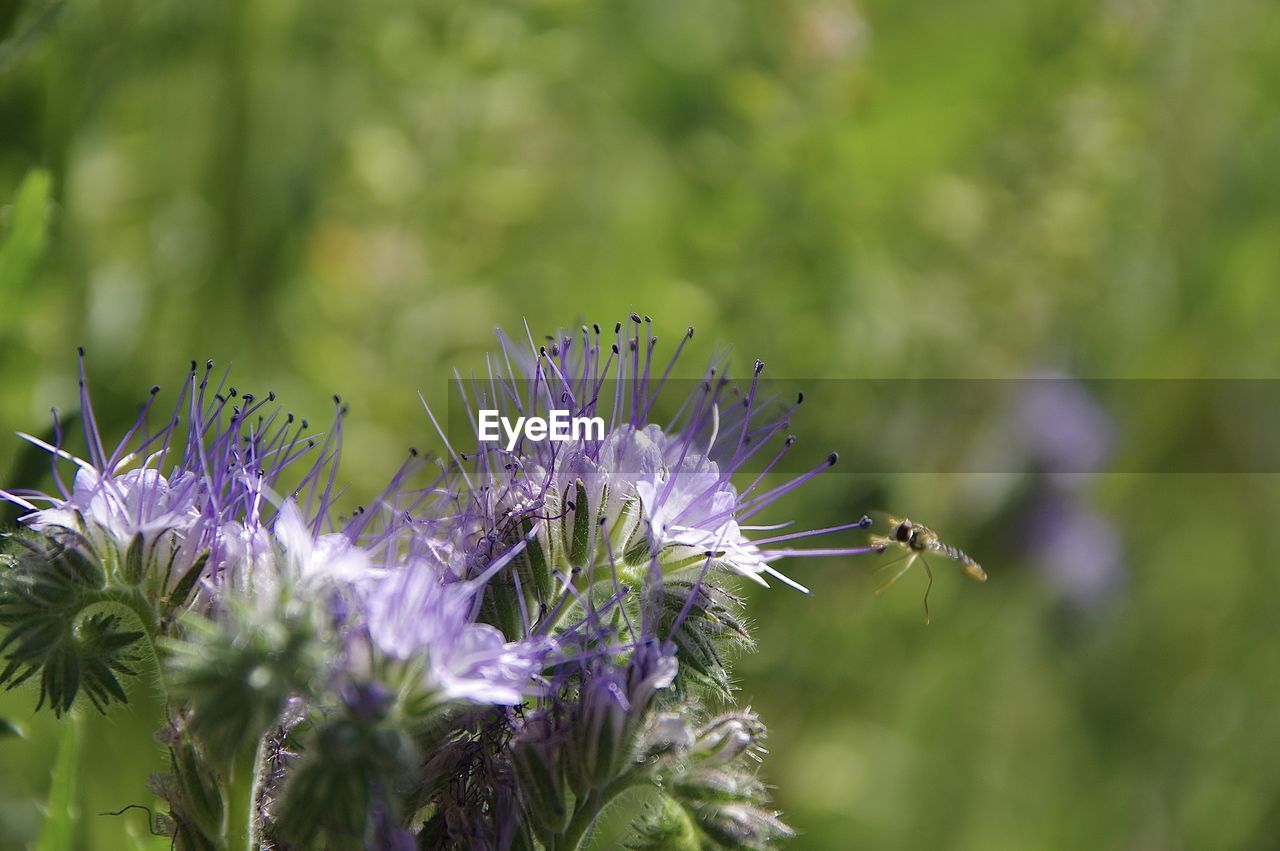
{"left": 557, "top": 773, "right": 645, "bottom": 851}
{"left": 224, "top": 735, "right": 266, "bottom": 851}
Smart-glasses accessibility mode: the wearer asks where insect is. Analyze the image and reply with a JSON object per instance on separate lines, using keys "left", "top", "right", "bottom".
{"left": 868, "top": 515, "right": 986, "bottom": 622}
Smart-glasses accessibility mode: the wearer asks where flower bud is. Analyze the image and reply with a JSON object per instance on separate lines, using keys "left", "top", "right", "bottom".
{"left": 511, "top": 714, "right": 571, "bottom": 842}
{"left": 639, "top": 712, "right": 695, "bottom": 760}
{"left": 692, "top": 711, "right": 767, "bottom": 767}
{"left": 572, "top": 674, "right": 630, "bottom": 794}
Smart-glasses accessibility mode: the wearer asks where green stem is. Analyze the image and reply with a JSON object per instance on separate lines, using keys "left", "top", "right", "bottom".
{"left": 97, "top": 586, "right": 161, "bottom": 638}
{"left": 557, "top": 773, "right": 646, "bottom": 851}
{"left": 224, "top": 736, "right": 266, "bottom": 851}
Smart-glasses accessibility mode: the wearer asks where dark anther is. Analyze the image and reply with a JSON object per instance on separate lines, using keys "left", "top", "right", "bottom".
{"left": 409, "top": 447, "right": 419, "bottom": 456}
{"left": 268, "top": 391, "right": 276, "bottom": 402}
{"left": 686, "top": 326, "right": 695, "bottom": 339}
{"left": 754, "top": 359, "right": 765, "bottom": 375}
{"left": 287, "top": 413, "right": 295, "bottom": 423}
{"left": 629, "top": 339, "right": 637, "bottom": 351}
{"left": 611, "top": 344, "right": 620, "bottom": 354}
{"left": 307, "top": 439, "right": 316, "bottom": 447}
{"left": 859, "top": 515, "right": 873, "bottom": 528}
{"left": 566, "top": 501, "right": 577, "bottom": 511}
{"left": 150, "top": 385, "right": 160, "bottom": 395}
{"left": 785, "top": 435, "right": 796, "bottom": 446}
{"left": 796, "top": 392, "right": 805, "bottom": 404}
{"left": 301, "top": 419, "right": 309, "bottom": 429}
{"left": 77, "top": 345, "right": 85, "bottom": 356}
{"left": 228, "top": 387, "right": 237, "bottom": 397}
{"left": 242, "top": 394, "right": 255, "bottom": 404}
{"left": 614, "top": 321, "right": 622, "bottom": 333}
{"left": 827, "top": 452, "right": 839, "bottom": 466}
{"left": 644, "top": 314, "right": 652, "bottom": 323}
{"left": 333, "top": 394, "right": 341, "bottom": 405}
{"left": 190, "top": 360, "right": 198, "bottom": 372}
{"left": 593, "top": 323, "right": 601, "bottom": 334}
{"left": 206, "top": 359, "right": 215, "bottom": 370}
{"left": 630, "top": 311, "right": 641, "bottom": 323}
{"left": 539, "top": 346, "right": 547, "bottom": 357}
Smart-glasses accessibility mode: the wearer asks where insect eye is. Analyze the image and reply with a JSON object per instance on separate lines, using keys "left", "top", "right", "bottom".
{"left": 894, "top": 523, "right": 911, "bottom": 543}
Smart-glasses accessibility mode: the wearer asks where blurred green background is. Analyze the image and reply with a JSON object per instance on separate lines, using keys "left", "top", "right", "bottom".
{"left": 3, "top": 0, "right": 1280, "bottom": 848}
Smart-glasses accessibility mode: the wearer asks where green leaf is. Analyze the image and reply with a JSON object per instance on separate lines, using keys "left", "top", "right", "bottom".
{"left": 36, "top": 715, "right": 81, "bottom": 851}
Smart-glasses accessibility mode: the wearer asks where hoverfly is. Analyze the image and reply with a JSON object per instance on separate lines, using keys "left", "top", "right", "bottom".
{"left": 869, "top": 514, "right": 986, "bottom": 623}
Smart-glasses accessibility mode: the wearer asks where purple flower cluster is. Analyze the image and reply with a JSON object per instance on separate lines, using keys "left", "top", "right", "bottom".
{"left": 2, "top": 351, "right": 351, "bottom": 601}
{"left": 1, "top": 319, "right": 877, "bottom": 849}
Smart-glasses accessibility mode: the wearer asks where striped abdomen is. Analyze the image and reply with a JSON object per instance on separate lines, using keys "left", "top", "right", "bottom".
{"left": 931, "top": 541, "right": 987, "bottom": 582}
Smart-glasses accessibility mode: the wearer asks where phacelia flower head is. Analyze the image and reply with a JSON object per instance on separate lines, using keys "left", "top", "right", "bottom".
{"left": 1, "top": 352, "right": 353, "bottom": 603}
{"left": 436, "top": 316, "right": 876, "bottom": 609}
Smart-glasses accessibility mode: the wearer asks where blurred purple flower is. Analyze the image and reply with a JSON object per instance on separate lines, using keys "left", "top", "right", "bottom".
{"left": 1017, "top": 377, "right": 1114, "bottom": 475}
{"left": 1030, "top": 497, "right": 1124, "bottom": 608}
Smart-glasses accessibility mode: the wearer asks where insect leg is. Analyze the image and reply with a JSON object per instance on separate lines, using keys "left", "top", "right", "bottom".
{"left": 875, "top": 553, "right": 917, "bottom": 595}
{"left": 871, "top": 548, "right": 910, "bottom": 576}
{"left": 920, "top": 554, "right": 935, "bottom": 625}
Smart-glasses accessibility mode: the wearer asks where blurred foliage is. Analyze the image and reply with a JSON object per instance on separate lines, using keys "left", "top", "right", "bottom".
{"left": 2, "top": 0, "right": 1279, "bottom": 848}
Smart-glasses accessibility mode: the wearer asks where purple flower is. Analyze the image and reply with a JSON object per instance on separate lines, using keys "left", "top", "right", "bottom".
{"left": 22, "top": 465, "right": 206, "bottom": 572}
{"left": 1017, "top": 376, "right": 1114, "bottom": 474}
{"left": 1030, "top": 497, "right": 1124, "bottom": 608}
{"left": 440, "top": 320, "right": 876, "bottom": 605}
{"left": 360, "top": 548, "right": 550, "bottom": 706}
{"left": 2, "top": 354, "right": 348, "bottom": 595}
